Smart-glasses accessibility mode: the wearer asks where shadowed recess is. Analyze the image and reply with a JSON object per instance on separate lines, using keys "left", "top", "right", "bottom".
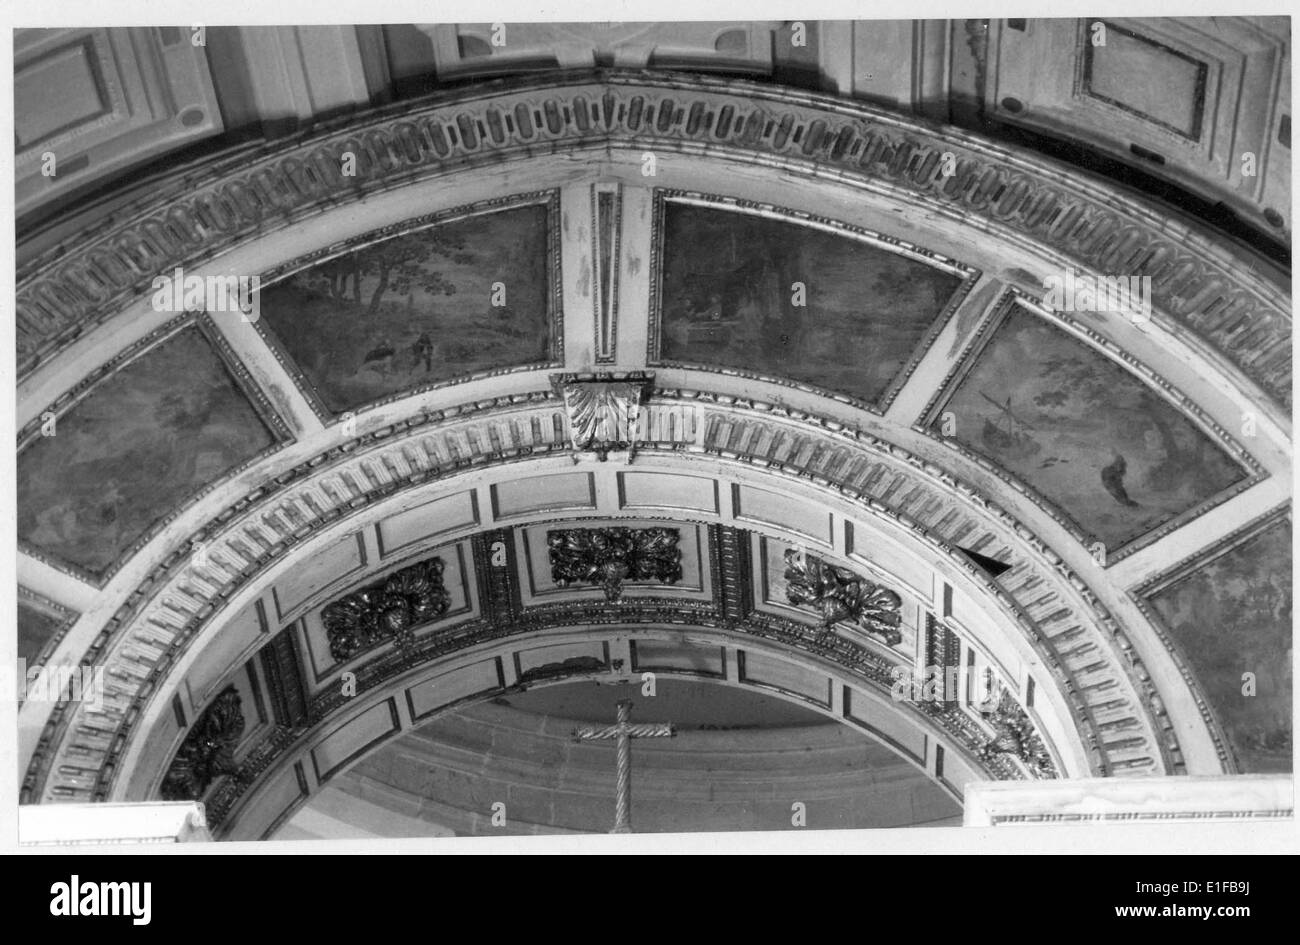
{"left": 259, "top": 204, "right": 552, "bottom": 415}
{"left": 933, "top": 308, "right": 1248, "bottom": 549}
{"left": 659, "top": 203, "right": 965, "bottom": 406}
{"left": 17, "top": 327, "right": 278, "bottom": 576}
{"left": 278, "top": 679, "right": 960, "bottom": 838}
{"left": 1146, "top": 519, "right": 1292, "bottom": 773}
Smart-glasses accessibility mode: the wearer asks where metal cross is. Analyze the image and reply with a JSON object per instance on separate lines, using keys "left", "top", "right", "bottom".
{"left": 573, "top": 699, "right": 675, "bottom": 833}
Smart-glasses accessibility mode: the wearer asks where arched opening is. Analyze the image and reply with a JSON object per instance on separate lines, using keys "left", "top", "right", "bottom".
{"left": 273, "top": 675, "right": 964, "bottom": 839}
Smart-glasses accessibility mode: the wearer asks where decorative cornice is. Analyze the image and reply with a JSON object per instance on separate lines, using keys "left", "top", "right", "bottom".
{"left": 18, "top": 72, "right": 1289, "bottom": 407}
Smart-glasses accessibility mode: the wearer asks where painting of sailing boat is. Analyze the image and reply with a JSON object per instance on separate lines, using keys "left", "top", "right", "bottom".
{"left": 657, "top": 201, "right": 966, "bottom": 408}
{"left": 932, "top": 306, "right": 1249, "bottom": 550}
{"left": 978, "top": 392, "right": 1041, "bottom": 463}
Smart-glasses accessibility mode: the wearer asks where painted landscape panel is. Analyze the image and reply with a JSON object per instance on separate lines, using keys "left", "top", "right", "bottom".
{"left": 259, "top": 203, "right": 552, "bottom": 414}
{"left": 17, "top": 326, "right": 278, "bottom": 576}
{"left": 934, "top": 307, "right": 1248, "bottom": 549}
{"left": 1147, "top": 519, "right": 1292, "bottom": 773}
{"left": 659, "top": 203, "right": 965, "bottom": 407}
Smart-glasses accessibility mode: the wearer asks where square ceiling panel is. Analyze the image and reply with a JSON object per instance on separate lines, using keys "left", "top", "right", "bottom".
{"left": 653, "top": 196, "right": 974, "bottom": 411}
{"left": 17, "top": 323, "right": 283, "bottom": 579}
{"left": 258, "top": 195, "right": 558, "bottom": 417}
{"left": 928, "top": 301, "right": 1254, "bottom": 554}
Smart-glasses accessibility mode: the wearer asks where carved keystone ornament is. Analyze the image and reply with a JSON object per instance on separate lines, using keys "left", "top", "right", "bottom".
{"left": 554, "top": 371, "right": 653, "bottom": 459}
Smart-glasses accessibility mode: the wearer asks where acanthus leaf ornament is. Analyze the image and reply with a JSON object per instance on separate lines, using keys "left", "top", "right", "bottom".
{"left": 555, "top": 371, "right": 653, "bottom": 460}
{"left": 782, "top": 548, "right": 903, "bottom": 645}
{"left": 978, "top": 688, "right": 1057, "bottom": 779}
{"left": 321, "top": 556, "right": 450, "bottom": 662}
{"left": 548, "top": 526, "right": 682, "bottom": 601}
{"left": 160, "top": 686, "right": 245, "bottom": 801}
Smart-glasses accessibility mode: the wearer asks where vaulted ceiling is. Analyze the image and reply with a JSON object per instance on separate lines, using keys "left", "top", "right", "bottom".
{"left": 15, "top": 19, "right": 1291, "bottom": 838}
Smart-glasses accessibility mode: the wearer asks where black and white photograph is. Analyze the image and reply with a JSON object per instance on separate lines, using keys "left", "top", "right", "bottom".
{"left": 3, "top": 0, "right": 1295, "bottom": 880}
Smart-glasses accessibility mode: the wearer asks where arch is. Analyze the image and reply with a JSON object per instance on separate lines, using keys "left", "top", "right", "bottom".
{"left": 17, "top": 73, "right": 1290, "bottom": 823}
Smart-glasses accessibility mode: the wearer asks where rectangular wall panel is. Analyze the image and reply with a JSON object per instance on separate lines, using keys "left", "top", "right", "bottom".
{"left": 272, "top": 533, "right": 366, "bottom": 622}
{"left": 843, "top": 686, "right": 927, "bottom": 763}
{"left": 377, "top": 489, "right": 479, "bottom": 557}
{"left": 737, "top": 650, "right": 831, "bottom": 707}
{"left": 310, "top": 698, "right": 400, "bottom": 783}
{"left": 733, "top": 484, "right": 833, "bottom": 546}
{"left": 630, "top": 639, "right": 726, "bottom": 677}
{"left": 618, "top": 471, "right": 719, "bottom": 514}
{"left": 187, "top": 598, "right": 267, "bottom": 703}
{"left": 490, "top": 472, "right": 596, "bottom": 519}
{"left": 406, "top": 659, "right": 504, "bottom": 722}
{"left": 243, "top": 763, "right": 308, "bottom": 841}
{"left": 514, "top": 640, "right": 609, "bottom": 681}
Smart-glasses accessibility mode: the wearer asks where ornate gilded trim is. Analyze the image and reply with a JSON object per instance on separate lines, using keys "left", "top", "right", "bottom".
{"left": 159, "top": 686, "right": 245, "bottom": 801}
{"left": 782, "top": 548, "right": 903, "bottom": 646}
{"left": 978, "top": 689, "right": 1059, "bottom": 779}
{"left": 547, "top": 526, "right": 683, "bottom": 601}
{"left": 321, "top": 555, "right": 451, "bottom": 661}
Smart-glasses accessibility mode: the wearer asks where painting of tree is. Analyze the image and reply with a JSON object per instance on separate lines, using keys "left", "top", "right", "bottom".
{"left": 259, "top": 204, "right": 552, "bottom": 413}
